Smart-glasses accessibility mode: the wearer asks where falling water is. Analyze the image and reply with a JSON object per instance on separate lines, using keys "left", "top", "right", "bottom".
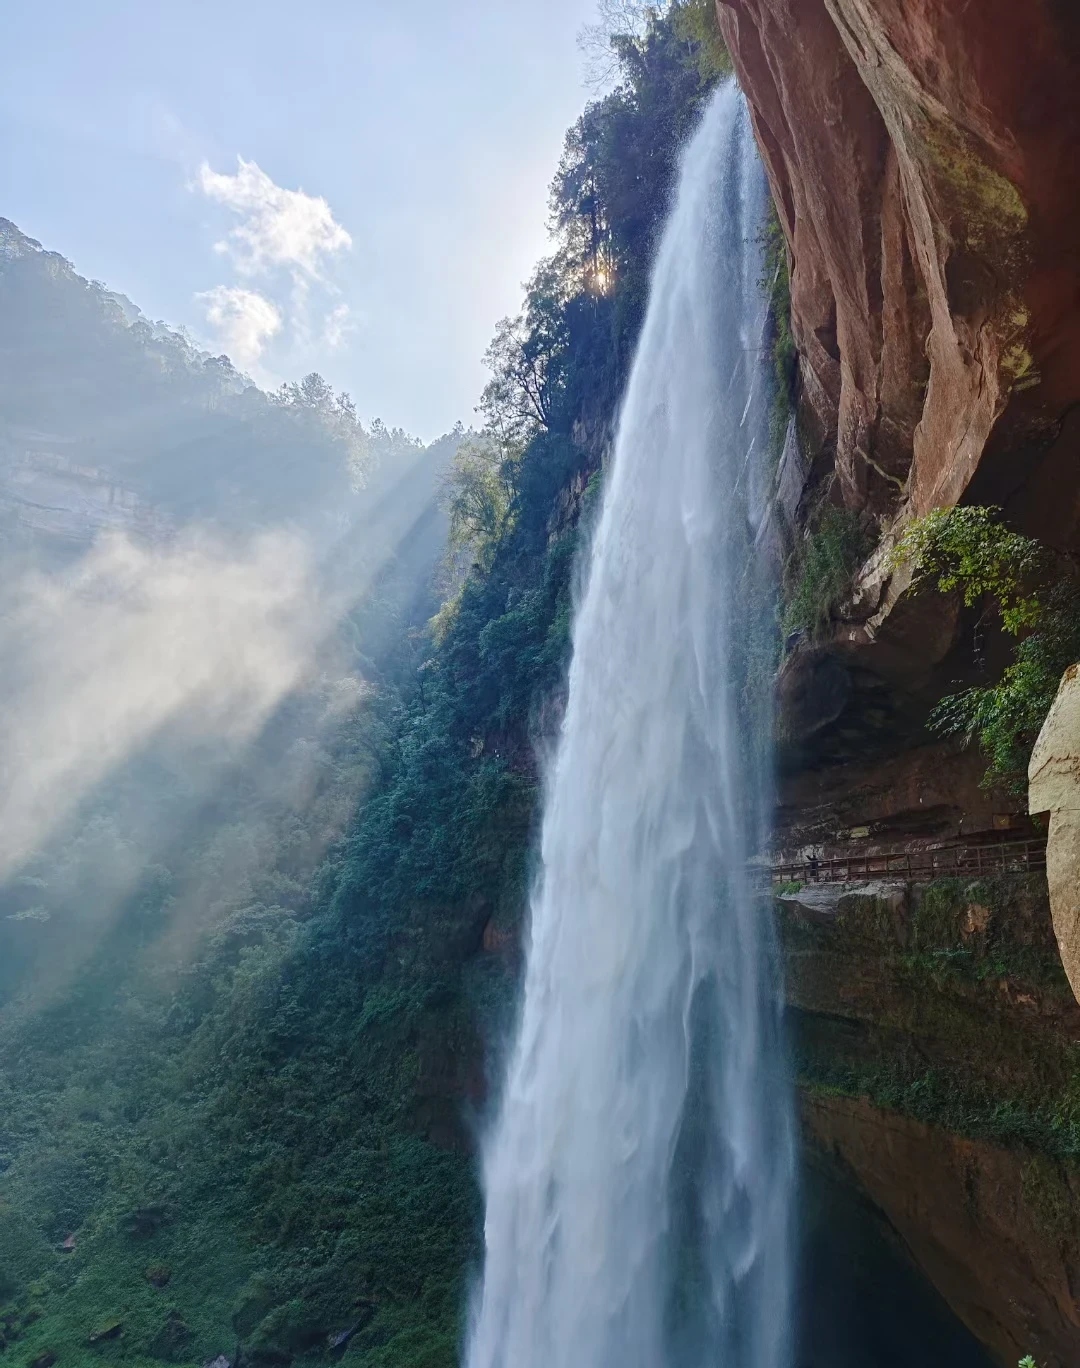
{"left": 466, "top": 83, "right": 794, "bottom": 1368}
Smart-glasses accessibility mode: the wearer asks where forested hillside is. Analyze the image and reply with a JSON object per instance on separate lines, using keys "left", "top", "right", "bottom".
{"left": 0, "top": 216, "right": 436, "bottom": 540}
{"left": 0, "top": 9, "right": 735, "bottom": 1368}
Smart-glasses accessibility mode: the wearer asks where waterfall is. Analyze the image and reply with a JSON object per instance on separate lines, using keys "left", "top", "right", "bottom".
{"left": 465, "top": 82, "right": 794, "bottom": 1368}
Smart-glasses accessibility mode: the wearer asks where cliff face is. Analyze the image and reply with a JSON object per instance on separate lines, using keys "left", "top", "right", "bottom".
{"left": 719, "top": 2, "right": 1080, "bottom": 1358}
{"left": 804, "top": 1093, "right": 1080, "bottom": 1367}
{"left": 0, "top": 439, "right": 172, "bottom": 551}
{"left": 717, "top": 0, "right": 1080, "bottom": 533}
{"left": 782, "top": 874, "right": 1080, "bottom": 1366}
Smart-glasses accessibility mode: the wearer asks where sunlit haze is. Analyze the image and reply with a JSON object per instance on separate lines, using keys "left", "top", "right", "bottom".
{"left": 0, "top": 4, "right": 1053, "bottom": 1364}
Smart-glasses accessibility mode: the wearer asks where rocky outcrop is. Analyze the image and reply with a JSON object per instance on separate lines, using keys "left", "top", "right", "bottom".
{"left": 781, "top": 873, "right": 1080, "bottom": 1364}
{"left": 805, "top": 1092, "right": 1080, "bottom": 1368}
{"left": 716, "top": 0, "right": 1080, "bottom": 537}
{"left": 0, "top": 442, "right": 171, "bottom": 550}
{"left": 1029, "top": 662, "right": 1080, "bottom": 1004}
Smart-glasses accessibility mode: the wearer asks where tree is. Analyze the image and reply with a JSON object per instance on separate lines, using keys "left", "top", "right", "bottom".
{"left": 479, "top": 260, "right": 570, "bottom": 444}
{"left": 271, "top": 371, "right": 373, "bottom": 485}
{"left": 442, "top": 436, "right": 517, "bottom": 570}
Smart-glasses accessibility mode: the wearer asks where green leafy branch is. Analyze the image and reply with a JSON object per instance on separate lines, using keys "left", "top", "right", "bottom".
{"left": 891, "top": 506, "right": 1080, "bottom": 792}
{"left": 891, "top": 504, "right": 1047, "bottom": 633}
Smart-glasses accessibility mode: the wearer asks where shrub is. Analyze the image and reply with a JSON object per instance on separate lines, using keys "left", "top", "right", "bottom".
{"left": 892, "top": 505, "right": 1080, "bottom": 792}
{"left": 783, "top": 505, "right": 871, "bottom": 638}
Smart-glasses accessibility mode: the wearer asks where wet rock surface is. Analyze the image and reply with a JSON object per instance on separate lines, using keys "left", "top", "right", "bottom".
{"left": 804, "top": 1093, "right": 1080, "bottom": 1368}
{"left": 780, "top": 872, "right": 1080, "bottom": 1364}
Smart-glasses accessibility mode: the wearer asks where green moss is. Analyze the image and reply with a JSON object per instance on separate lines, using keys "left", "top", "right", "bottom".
{"left": 921, "top": 120, "right": 1027, "bottom": 255}
{"left": 835, "top": 889, "right": 905, "bottom": 946}
{"left": 792, "top": 874, "right": 1080, "bottom": 1158}
{"left": 1020, "top": 1155, "right": 1078, "bottom": 1241}
{"left": 909, "top": 879, "right": 971, "bottom": 952}
{"left": 783, "top": 504, "right": 872, "bottom": 639}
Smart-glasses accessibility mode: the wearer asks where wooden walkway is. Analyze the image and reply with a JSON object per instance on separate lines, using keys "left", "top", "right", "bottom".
{"left": 770, "top": 837, "right": 1046, "bottom": 887}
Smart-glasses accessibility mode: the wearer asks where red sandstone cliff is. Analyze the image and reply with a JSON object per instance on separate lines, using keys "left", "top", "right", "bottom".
{"left": 720, "top": 5, "right": 1080, "bottom": 1360}
{"left": 718, "top": 0, "right": 1080, "bottom": 536}
{"left": 722, "top": 0, "right": 1080, "bottom": 845}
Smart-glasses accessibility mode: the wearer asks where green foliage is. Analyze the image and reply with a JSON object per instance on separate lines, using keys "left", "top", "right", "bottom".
{"left": 442, "top": 435, "right": 516, "bottom": 572}
{"left": 892, "top": 505, "right": 1046, "bottom": 634}
{"left": 893, "top": 505, "right": 1080, "bottom": 791}
{"left": 928, "top": 586, "right": 1080, "bottom": 793}
{"left": 0, "top": 897, "right": 483, "bottom": 1365}
{"left": 783, "top": 504, "right": 871, "bottom": 638}
{"left": 480, "top": 265, "right": 571, "bottom": 444}
{"left": 670, "top": 0, "right": 733, "bottom": 80}
{"left": 578, "top": 1, "right": 729, "bottom": 97}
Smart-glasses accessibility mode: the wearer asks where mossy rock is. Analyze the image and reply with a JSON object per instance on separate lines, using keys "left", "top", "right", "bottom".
{"left": 250, "top": 1295, "right": 332, "bottom": 1356}
{"left": 88, "top": 1317, "right": 123, "bottom": 1344}
{"left": 231, "top": 1278, "right": 278, "bottom": 1339}
{"left": 835, "top": 883, "right": 910, "bottom": 947}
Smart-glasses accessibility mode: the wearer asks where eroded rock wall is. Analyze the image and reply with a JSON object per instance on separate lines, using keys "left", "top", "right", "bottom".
{"left": 781, "top": 875, "right": 1080, "bottom": 1365}
{"left": 717, "top": 0, "right": 1080, "bottom": 532}
{"left": 805, "top": 1093, "right": 1080, "bottom": 1368}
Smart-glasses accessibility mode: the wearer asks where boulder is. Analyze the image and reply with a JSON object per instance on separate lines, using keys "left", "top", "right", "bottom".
{"left": 87, "top": 1319, "right": 123, "bottom": 1345}
{"left": 1029, "top": 663, "right": 1080, "bottom": 1002}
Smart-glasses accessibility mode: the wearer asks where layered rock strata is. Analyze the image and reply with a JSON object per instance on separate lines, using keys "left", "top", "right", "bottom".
{"left": 780, "top": 876, "right": 1080, "bottom": 1365}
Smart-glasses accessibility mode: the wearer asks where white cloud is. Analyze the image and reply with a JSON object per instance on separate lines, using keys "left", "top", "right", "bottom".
{"left": 196, "top": 157, "right": 352, "bottom": 280}
{"left": 322, "top": 302, "right": 353, "bottom": 350}
{"left": 196, "top": 284, "right": 282, "bottom": 366}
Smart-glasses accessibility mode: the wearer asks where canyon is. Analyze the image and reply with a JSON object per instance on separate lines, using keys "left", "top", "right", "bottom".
{"left": 3, "top": 7, "right": 1079, "bottom": 1363}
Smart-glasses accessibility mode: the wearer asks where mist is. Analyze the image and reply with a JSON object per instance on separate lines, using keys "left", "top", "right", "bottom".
{"left": 0, "top": 529, "right": 321, "bottom": 882}
{"left": 0, "top": 217, "right": 460, "bottom": 1018}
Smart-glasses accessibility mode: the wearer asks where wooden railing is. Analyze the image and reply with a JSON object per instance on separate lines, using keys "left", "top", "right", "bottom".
{"left": 770, "top": 837, "right": 1046, "bottom": 887}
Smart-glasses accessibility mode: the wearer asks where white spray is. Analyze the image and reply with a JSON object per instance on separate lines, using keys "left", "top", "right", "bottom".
{"left": 466, "top": 83, "right": 794, "bottom": 1368}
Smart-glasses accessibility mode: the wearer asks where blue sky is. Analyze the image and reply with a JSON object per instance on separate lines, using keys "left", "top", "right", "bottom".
{"left": 0, "top": 0, "right": 601, "bottom": 438}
